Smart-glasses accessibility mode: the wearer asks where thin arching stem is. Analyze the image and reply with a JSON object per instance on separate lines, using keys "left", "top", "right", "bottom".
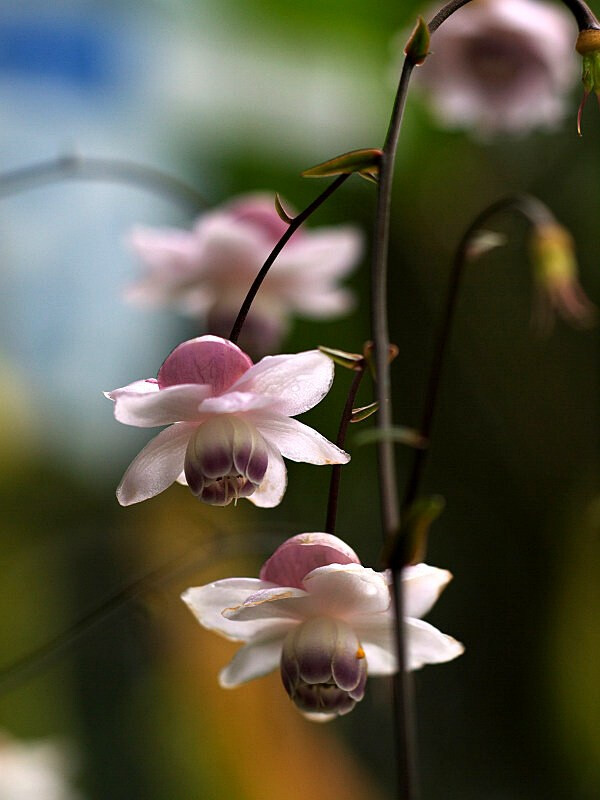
{"left": 325, "top": 364, "right": 366, "bottom": 535}
{"left": 399, "top": 194, "right": 557, "bottom": 522}
{"left": 0, "top": 154, "right": 207, "bottom": 212}
{"left": 429, "top": 0, "right": 599, "bottom": 33}
{"left": 228, "top": 174, "right": 349, "bottom": 344}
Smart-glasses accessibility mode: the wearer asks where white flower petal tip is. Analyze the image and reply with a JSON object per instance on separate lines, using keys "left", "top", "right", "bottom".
{"left": 411, "top": 0, "right": 578, "bottom": 137}
{"left": 108, "top": 337, "right": 343, "bottom": 508}
{"left": 181, "top": 534, "right": 463, "bottom": 719}
{"left": 126, "top": 194, "right": 362, "bottom": 353}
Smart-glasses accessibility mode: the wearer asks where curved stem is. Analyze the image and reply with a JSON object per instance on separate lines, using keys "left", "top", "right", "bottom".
{"left": 429, "top": 0, "right": 599, "bottom": 33}
{"left": 325, "top": 365, "right": 366, "bottom": 535}
{"left": 400, "top": 194, "right": 556, "bottom": 518}
{"left": 228, "top": 174, "right": 349, "bottom": 344}
{"left": 0, "top": 154, "right": 207, "bottom": 212}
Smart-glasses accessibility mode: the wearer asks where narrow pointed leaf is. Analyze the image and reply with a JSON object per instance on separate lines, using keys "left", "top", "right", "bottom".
{"left": 319, "top": 345, "right": 365, "bottom": 371}
{"left": 302, "top": 149, "right": 382, "bottom": 179}
{"left": 404, "top": 16, "right": 430, "bottom": 66}
{"left": 383, "top": 495, "right": 445, "bottom": 567}
{"left": 274, "top": 193, "right": 294, "bottom": 224}
{"left": 353, "top": 426, "right": 427, "bottom": 449}
{"left": 351, "top": 402, "right": 378, "bottom": 423}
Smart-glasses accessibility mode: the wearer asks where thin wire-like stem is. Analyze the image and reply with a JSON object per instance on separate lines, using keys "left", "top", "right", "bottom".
{"left": 399, "top": 194, "right": 556, "bottom": 521}
{"left": 0, "top": 154, "right": 207, "bottom": 211}
{"left": 0, "top": 529, "right": 280, "bottom": 696}
{"left": 429, "top": 0, "right": 599, "bottom": 33}
{"left": 371, "top": 53, "right": 417, "bottom": 800}
{"left": 325, "top": 365, "right": 366, "bottom": 535}
{"left": 228, "top": 174, "right": 349, "bottom": 344}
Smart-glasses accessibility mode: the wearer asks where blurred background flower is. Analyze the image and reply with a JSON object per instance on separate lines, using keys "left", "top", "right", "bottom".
{"left": 1, "top": 0, "right": 599, "bottom": 798}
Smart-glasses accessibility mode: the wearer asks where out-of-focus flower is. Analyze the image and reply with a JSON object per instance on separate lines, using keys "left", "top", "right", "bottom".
{"left": 411, "top": 0, "right": 577, "bottom": 136}
{"left": 126, "top": 194, "right": 363, "bottom": 353}
{"left": 576, "top": 28, "right": 600, "bottom": 134}
{"left": 106, "top": 336, "right": 349, "bottom": 507}
{"left": 0, "top": 731, "right": 82, "bottom": 800}
{"left": 529, "top": 222, "right": 596, "bottom": 331}
{"left": 182, "top": 532, "right": 464, "bottom": 721}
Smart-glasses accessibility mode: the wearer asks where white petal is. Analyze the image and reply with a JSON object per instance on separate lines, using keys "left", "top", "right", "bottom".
{"left": 303, "top": 564, "right": 391, "bottom": 617}
{"left": 248, "top": 444, "right": 287, "bottom": 508}
{"left": 402, "top": 563, "right": 453, "bottom": 620}
{"left": 288, "top": 288, "right": 355, "bottom": 318}
{"left": 219, "top": 637, "right": 286, "bottom": 687}
{"left": 116, "top": 423, "right": 196, "bottom": 505}
{"left": 198, "top": 391, "right": 276, "bottom": 415}
{"left": 182, "top": 579, "right": 292, "bottom": 642}
{"left": 405, "top": 618, "right": 464, "bottom": 671}
{"left": 355, "top": 615, "right": 397, "bottom": 674}
{"left": 223, "top": 585, "right": 313, "bottom": 623}
{"left": 109, "top": 383, "right": 211, "bottom": 427}
{"left": 228, "top": 350, "right": 335, "bottom": 416}
{"left": 254, "top": 413, "right": 349, "bottom": 465}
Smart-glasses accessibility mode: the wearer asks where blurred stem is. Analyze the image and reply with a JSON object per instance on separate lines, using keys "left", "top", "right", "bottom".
{"left": 399, "top": 194, "right": 556, "bottom": 522}
{"left": 0, "top": 154, "right": 207, "bottom": 211}
{"left": 371, "top": 51, "right": 417, "bottom": 800}
{"left": 428, "top": 0, "right": 600, "bottom": 32}
{"left": 325, "top": 364, "right": 366, "bottom": 535}
{"left": 229, "top": 174, "right": 349, "bottom": 344}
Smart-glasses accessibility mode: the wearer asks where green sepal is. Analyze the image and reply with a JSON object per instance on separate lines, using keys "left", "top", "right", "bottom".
{"left": 302, "top": 148, "right": 382, "bottom": 179}
{"left": 274, "top": 193, "right": 294, "bottom": 224}
{"left": 351, "top": 402, "right": 378, "bottom": 423}
{"left": 404, "top": 16, "right": 430, "bottom": 66}
{"left": 318, "top": 345, "right": 365, "bottom": 370}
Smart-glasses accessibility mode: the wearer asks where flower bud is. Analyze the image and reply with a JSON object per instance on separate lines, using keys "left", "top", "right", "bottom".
{"left": 576, "top": 29, "right": 600, "bottom": 134}
{"left": 280, "top": 618, "right": 367, "bottom": 719}
{"left": 184, "top": 416, "right": 269, "bottom": 505}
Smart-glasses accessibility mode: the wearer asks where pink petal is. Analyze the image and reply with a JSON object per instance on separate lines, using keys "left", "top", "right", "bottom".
{"left": 198, "top": 391, "right": 277, "bottom": 415}
{"left": 248, "top": 444, "right": 287, "bottom": 508}
{"left": 108, "top": 383, "right": 212, "bottom": 427}
{"left": 302, "top": 564, "right": 391, "bottom": 618}
{"left": 219, "top": 636, "right": 287, "bottom": 687}
{"left": 259, "top": 533, "right": 361, "bottom": 589}
{"left": 229, "top": 349, "right": 335, "bottom": 416}
{"left": 286, "top": 288, "right": 355, "bottom": 318}
{"left": 157, "top": 335, "right": 252, "bottom": 392}
{"left": 129, "top": 225, "right": 200, "bottom": 275}
{"left": 253, "top": 413, "right": 349, "bottom": 465}
{"left": 116, "top": 422, "right": 196, "bottom": 505}
{"left": 402, "top": 563, "right": 453, "bottom": 620}
{"left": 404, "top": 618, "right": 464, "bottom": 670}
{"left": 181, "top": 579, "right": 289, "bottom": 642}
{"left": 277, "top": 227, "right": 363, "bottom": 281}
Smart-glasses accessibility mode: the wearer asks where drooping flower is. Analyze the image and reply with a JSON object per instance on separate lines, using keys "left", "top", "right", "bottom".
{"left": 411, "top": 0, "right": 577, "bottom": 137}
{"left": 0, "top": 731, "right": 82, "bottom": 800}
{"left": 529, "top": 222, "right": 596, "bottom": 331}
{"left": 126, "top": 194, "right": 363, "bottom": 353}
{"left": 182, "top": 532, "right": 464, "bottom": 721}
{"left": 106, "top": 336, "right": 349, "bottom": 507}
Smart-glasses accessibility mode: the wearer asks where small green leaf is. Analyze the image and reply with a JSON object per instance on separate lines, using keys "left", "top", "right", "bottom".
{"left": 353, "top": 426, "right": 427, "bottom": 449}
{"left": 302, "top": 148, "right": 382, "bottom": 179}
{"left": 274, "top": 193, "right": 294, "bottom": 224}
{"left": 404, "top": 16, "right": 430, "bottom": 66}
{"left": 319, "top": 345, "right": 365, "bottom": 370}
{"left": 351, "top": 402, "right": 378, "bottom": 423}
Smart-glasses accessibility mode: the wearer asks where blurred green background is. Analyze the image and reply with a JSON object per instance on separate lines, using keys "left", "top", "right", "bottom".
{"left": 0, "top": 0, "right": 599, "bottom": 798}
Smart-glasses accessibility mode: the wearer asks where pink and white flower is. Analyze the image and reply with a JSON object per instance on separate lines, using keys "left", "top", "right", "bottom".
{"left": 182, "top": 533, "right": 464, "bottom": 721}
{"left": 0, "top": 731, "right": 82, "bottom": 800}
{"left": 412, "top": 0, "right": 577, "bottom": 137}
{"left": 106, "top": 336, "right": 349, "bottom": 507}
{"left": 127, "top": 194, "right": 363, "bottom": 353}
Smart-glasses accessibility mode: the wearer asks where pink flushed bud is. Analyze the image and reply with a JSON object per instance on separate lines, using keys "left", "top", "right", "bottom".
{"left": 259, "top": 532, "right": 361, "bottom": 589}
{"left": 280, "top": 617, "right": 368, "bottom": 719}
{"left": 184, "top": 416, "right": 269, "bottom": 505}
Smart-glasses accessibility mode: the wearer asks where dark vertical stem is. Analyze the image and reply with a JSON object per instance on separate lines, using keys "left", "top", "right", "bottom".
{"left": 229, "top": 174, "right": 349, "bottom": 344}
{"left": 325, "top": 366, "right": 365, "bottom": 535}
{"left": 371, "top": 55, "right": 417, "bottom": 800}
